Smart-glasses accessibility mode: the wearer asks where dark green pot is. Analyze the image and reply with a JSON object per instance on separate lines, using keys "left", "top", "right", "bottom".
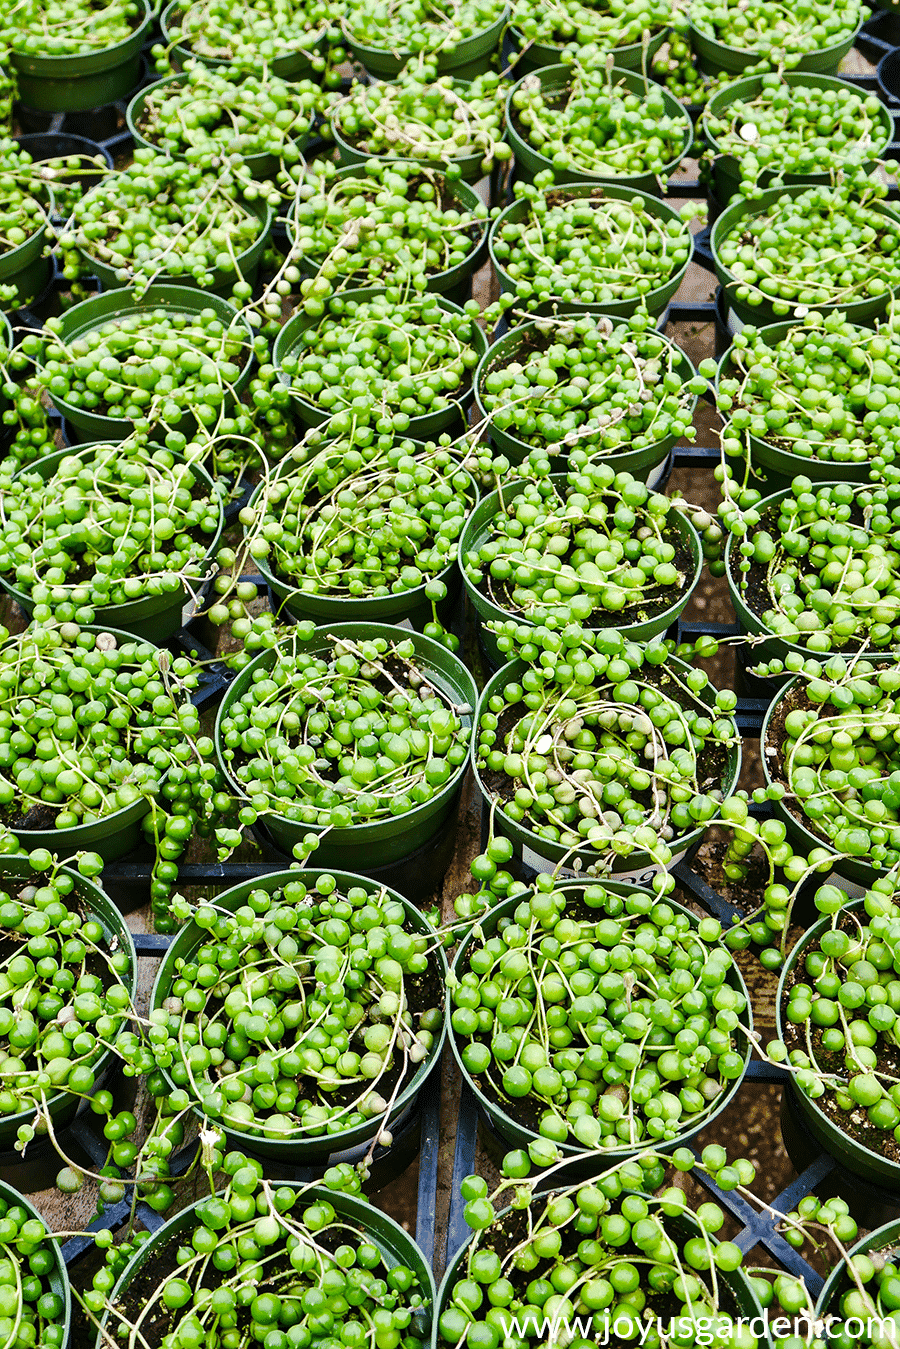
{"left": 287, "top": 165, "right": 489, "bottom": 302}
{"left": 715, "top": 319, "right": 876, "bottom": 491}
{"left": 260, "top": 554, "right": 465, "bottom": 631}
{"left": 15, "top": 133, "right": 111, "bottom": 217}
{"left": 435, "top": 1193, "right": 765, "bottom": 1343}
{"left": 160, "top": 0, "right": 328, "bottom": 80}
{"left": 688, "top": 14, "right": 860, "bottom": 76}
{"left": 816, "top": 1217, "right": 900, "bottom": 1317}
{"left": 490, "top": 181, "right": 693, "bottom": 319}
{"left": 273, "top": 286, "right": 488, "bottom": 437}
{"left": 10, "top": 1, "right": 151, "bottom": 111}
{"left": 0, "top": 202, "right": 52, "bottom": 309}
{"left": 127, "top": 72, "right": 187, "bottom": 149}
{"left": 449, "top": 881, "right": 751, "bottom": 1166}
{"left": 711, "top": 183, "right": 900, "bottom": 329}
{"left": 473, "top": 318, "right": 697, "bottom": 467}
{"left": 97, "top": 1185, "right": 435, "bottom": 1349}
{"left": 0, "top": 858, "right": 137, "bottom": 1150}
{"left": 505, "top": 63, "right": 692, "bottom": 194}
{"left": 473, "top": 654, "right": 741, "bottom": 883}
{"left": 150, "top": 868, "right": 447, "bottom": 1162}
{"left": 0, "top": 626, "right": 166, "bottom": 861}
{"left": 460, "top": 474, "right": 701, "bottom": 665}
{"left": 724, "top": 481, "right": 900, "bottom": 670}
{"left": 507, "top": 22, "right": 668, "bottom": 74}
{"left": 702, "top": 72, "right": 893, "bottom": 205}
{"left": 761, "top": 676, "right": 885, "bottom": 891}
{"left": 80, "top": 195, "right": 273, "bottom": 298}
{"left": 126, "top": 73, "right": 313, "bottom": 177}
{"left": 0, "top": 1180, "right": 70, "bottom": 1344}
{"left": 247, "top": 446, "right": 476, "bottom": 629}
{"left": 776, "top": 900, "right": 900, "bottom": 1189}
{"left": 3, "top": 445, "right": 223, "bottom": 643}
{"left": 215, "top": 622, "right": 477, "bottom": 867}
{"left": 332, "top": 117, "right": 487, "bottom": 186}
{"left": 343, "top": 7, "right": 508, "bottom": 80}
{"left": 44, "top": 283, "right": 254, "bottom": 441}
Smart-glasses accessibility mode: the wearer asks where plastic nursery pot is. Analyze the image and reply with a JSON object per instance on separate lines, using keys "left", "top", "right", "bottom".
{"left": 257, "top": 539, "right": 466, "bottom": 632}
{"left": 0, "top": 193, "right": 52, "bottom": 310}
{"left": 473, "top": 654, "right": 741, "bottom": 885}
{"left": 0, "top": 626, "right": 163, "bottom": 861}
{"left": 702, "top": 72, "right": 894, "bottom": 206}
{"left": 127, "top": 74, "right": 188, "bottom": 152}
{"left": 332, "top": 128, "right": 485, "bottom": 189}
{"left": 473, "top": 319, "right": 698, "bottom": 469}
{"left": 0, "top": 1179, "right": 70, "bottom": 1340}
{"left": 214, "top": 622, "right": 478, "bottom": 868}
{"left": 435, "top": 1191, "right": 765, "bottom": 1347}
{"left": 126, "top": 74, "right": 313, "bottom": 181}
{"left": 723, "top": 481, "right": 900, "bottom": 671}
{"left": 775, "top": 900, "right": 900, "bottom": 1189}
{"left": 449, "top": 881, "right": 752, "bottom": 1164}
{"left": 287, "top": 165, "right": 490, "bottom": 303}
{"left": 505, "top": 64, "right": 693, "bottom": 195}
{"left": 816, "top": 1217, "right": 900, "bottom": 1318}
{"left": 711, "top": 182, "right": 900, "bottom": 330}
{"left": 688, "top": 10, "right": 861, "bottom": 76}
{"left": 331, "top": 111, "right": 488, "bottom": 186}
{"left": 459, "top": 475, "right": 702, "bottom": 666}
{"left": 342, "top": 6, "right": 509, "bottom": 81}
{"left": 714, "top": 322, "right": 875, "bottom": 492}
{"left": 150, "top": 868, "right": 447, "bottom": 1162}
{"left": 43, "top": 283, "right": 255, "bottom": 441}
{"left": 247, "top": 450, "right": 477, "bottom": 629}
{"left": 15, "top": 132, "right": 114, "bottom": 205}
{"left": 273, "top": 287, "right": 489, "bottom": 438}
{"left": 96, "top": 1184, "right": 436, "bottom": 1349}
{"left": 489, "top": 182, "right": 693, "bottom": 320}
{"left": 79, "top": 193, "right": 273, "bottom": 298}
{"left": 2, "top": 447, "right": 224, "bottom": 643}
{"left": 507, "top": 22, "right": 669, "bottom": 74}
{"left": 160, "top": 0, "right": 328, "bottom": 81}
{"left": 0, "top": 856, "right": 138, "bottom": 1151}
{"left": 9, "top": 0, "right": 152, "bottom": 112}
{"left": 761, "top": 676, "right": 885, "bottom": 891}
